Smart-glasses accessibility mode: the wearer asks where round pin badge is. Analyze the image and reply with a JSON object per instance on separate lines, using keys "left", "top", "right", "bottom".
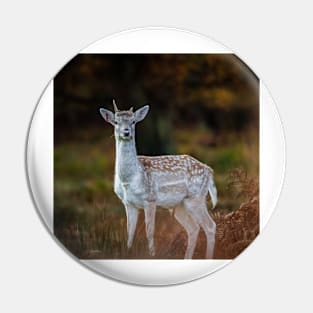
{"left": 26, "top": 27, "right": 285, "bottom": 286}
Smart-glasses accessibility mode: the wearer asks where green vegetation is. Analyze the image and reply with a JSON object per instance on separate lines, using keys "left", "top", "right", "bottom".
{"left": 53, "top": 53, "right": 259, "bottom": 259}
{"left": 54, "top": 126, "right": 258, "bottom": 259}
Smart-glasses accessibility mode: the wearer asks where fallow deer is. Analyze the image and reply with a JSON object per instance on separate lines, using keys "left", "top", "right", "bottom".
{"left": 99, "top": 100, "right": 217, "bottom": 258}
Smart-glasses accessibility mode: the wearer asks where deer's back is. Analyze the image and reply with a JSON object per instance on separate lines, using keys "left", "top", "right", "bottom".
{"left": 138, "top": 154, "right": 212, "bottom": 176}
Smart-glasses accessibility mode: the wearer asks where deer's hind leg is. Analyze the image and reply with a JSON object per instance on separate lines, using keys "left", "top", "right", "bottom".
{"left": 174, "top": 205, "right": 200, "bottom": 259}
{"left": 183, "top": 197, "right": 216, "bottom": 259}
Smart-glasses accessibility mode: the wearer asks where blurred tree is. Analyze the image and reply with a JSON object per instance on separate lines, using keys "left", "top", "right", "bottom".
{"left": 54, "top": 54, "right": 258, "bottom": 154}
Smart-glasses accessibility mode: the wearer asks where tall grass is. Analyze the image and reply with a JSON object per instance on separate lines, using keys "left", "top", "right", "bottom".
{"left": 54, "top": 127, "right": 259, "bottom": 259}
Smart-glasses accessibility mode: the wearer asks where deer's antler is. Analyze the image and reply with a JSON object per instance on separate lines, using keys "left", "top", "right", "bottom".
{"left": 113, "top": 99, "right": 119, "bottom": 112}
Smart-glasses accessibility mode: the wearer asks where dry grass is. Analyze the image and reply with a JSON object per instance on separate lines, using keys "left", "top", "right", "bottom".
{"left": 55, "top": 168, "right": 259, "bottom": 259}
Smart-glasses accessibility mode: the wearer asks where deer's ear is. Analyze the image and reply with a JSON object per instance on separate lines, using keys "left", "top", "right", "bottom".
{"left": 99, "top": 108, "right": 115, "bottom": 125}
{"left": 134, "top": 105, "right": 149, "bottom": 123}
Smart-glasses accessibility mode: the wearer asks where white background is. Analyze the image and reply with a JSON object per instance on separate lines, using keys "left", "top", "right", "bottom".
{"left": 0, "top": 1, "right": 312, "bottom": 312}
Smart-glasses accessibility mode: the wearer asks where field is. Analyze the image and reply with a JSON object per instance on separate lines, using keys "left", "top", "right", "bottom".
{"left": 54, "top": 126, "right": 259, "bottom": 259}
{"left": 54, "top": 53, "right": 259, "bottom": 259}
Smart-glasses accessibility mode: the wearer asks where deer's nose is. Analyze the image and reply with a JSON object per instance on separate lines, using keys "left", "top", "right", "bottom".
{"left": 123, "top": 129, "right": 130, "bottom": 137}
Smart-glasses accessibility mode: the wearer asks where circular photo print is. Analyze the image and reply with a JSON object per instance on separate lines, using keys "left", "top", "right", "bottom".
{"left": 27, "top": 27, "right": 285, "bottom": 285}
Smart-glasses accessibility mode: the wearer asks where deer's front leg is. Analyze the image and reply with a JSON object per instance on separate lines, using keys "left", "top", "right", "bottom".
{"left": 125, "top": 205, "right": 138, "bottom": 249}
{"left": 144, "top": 202, "right": 156, "bottom": 256}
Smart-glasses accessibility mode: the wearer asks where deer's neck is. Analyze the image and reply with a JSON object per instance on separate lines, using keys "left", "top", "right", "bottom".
{"left": 115, "top": 138, "right": 140, "bottom": 183}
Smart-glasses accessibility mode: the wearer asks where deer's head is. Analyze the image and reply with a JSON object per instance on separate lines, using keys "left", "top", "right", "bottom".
{"left": 100, "top": 100, "right": 149, "bottom": 141}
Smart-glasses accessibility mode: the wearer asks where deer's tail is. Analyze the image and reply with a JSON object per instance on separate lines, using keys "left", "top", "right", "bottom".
{"left": 207, "top": 173, "right": 217, "bottom": 209}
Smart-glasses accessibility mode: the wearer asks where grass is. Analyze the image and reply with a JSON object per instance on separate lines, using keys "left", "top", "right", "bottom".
{"left": 54, "top": 126, "right": 259, "bottom": 259}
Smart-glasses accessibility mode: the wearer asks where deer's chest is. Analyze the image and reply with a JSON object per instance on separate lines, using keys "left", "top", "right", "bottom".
{"left": 114, "top": 175, "right": 148, "bottom": 209}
